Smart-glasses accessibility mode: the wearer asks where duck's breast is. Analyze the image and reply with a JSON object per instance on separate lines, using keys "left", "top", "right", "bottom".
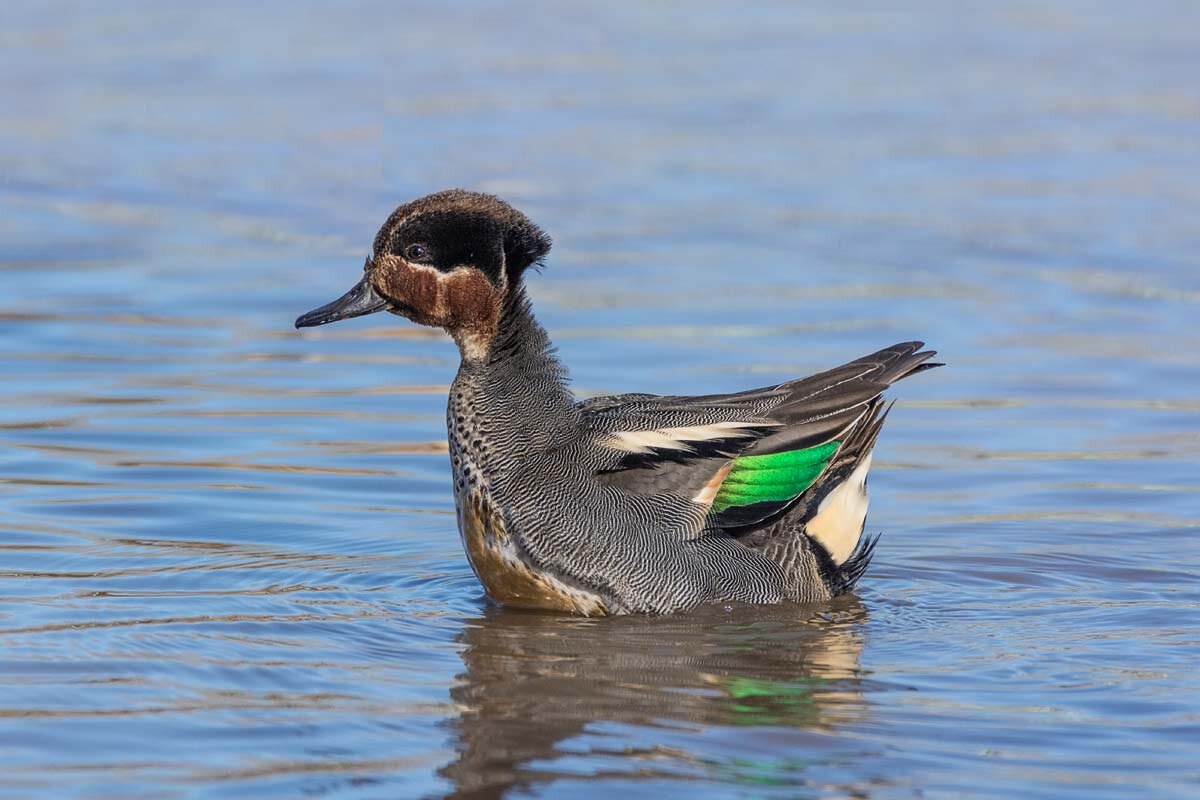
{"left": 455, "top": 489, "right": 608, "bottom": 617}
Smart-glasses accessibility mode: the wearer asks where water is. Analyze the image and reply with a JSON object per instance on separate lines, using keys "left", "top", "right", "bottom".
{"left": 2, "top": 1, "right": 1198, "bottom": 797}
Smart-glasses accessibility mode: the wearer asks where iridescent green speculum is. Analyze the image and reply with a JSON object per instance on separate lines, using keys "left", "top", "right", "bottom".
{"left": 711, "top": 440, "right": 840, "bottom": 513}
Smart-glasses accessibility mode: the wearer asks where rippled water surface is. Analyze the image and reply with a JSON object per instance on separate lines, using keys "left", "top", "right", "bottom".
{"left": 3, "top": 2, "right": 1199, "bottom": 797}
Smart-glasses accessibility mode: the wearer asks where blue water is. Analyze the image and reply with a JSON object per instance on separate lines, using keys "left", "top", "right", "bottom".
{"left": 2, "top": 2, "right": 1199, "bottom": 797}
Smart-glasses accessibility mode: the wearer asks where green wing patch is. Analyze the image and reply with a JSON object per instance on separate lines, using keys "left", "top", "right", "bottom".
{"left": 711, "top": 440, "right": 839, "bottom": 513}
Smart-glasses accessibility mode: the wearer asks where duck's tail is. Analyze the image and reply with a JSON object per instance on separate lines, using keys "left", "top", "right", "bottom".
{"left": 733, "top": 341, "right": 942, "bottom": 598}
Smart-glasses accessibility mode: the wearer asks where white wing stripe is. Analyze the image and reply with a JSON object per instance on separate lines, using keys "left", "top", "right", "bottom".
{"left": 604, "top": 421, "right": 768, "bottom": 454}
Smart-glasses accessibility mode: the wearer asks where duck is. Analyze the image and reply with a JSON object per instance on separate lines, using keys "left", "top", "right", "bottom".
{"left": 296, "top": 190, "right": 941, "bottom": 616}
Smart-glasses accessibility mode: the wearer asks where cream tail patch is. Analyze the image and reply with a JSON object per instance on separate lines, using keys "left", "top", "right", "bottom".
{"left": 806, "top": 452, "right": 872, "bottom": 565}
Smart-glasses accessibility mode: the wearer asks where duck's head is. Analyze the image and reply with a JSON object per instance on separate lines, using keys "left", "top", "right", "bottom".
{"left": 295, "top": 189, "right": 551, "bottom": 359}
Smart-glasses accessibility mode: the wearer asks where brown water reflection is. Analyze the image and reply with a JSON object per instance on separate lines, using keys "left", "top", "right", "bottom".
{"left": 441, "top": 602, "right": 867, "bottom": 797}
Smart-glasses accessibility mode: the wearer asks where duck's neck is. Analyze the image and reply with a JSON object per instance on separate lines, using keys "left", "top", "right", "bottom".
{"left": 449, "top": 287, "right": 577, "bottom": 459}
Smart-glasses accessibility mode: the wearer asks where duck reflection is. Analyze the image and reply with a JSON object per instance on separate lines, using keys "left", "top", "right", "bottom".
{"left": 438, "top": 599, "right": 868, "bottom": 797}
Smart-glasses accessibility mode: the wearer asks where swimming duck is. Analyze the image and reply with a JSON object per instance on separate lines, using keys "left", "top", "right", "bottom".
{"left": 296, "top": 190, "right": 940, "bottom": 616}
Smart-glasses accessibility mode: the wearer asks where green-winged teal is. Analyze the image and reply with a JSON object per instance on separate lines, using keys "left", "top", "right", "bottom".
{"left": 296, "top": 190, "right": 940, "bottom": 616}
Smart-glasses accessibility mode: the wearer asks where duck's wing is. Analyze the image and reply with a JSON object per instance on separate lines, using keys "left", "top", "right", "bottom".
{"left": 582, "top": 342, "right": 941, "bottom": 531}
{"left": 579, "top": 388, "right": 786, "bottom": 473}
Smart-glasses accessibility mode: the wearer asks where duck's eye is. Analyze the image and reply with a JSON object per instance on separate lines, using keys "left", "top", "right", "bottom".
{"left": 404, "top": 244, "right": 429, "bottom": 262}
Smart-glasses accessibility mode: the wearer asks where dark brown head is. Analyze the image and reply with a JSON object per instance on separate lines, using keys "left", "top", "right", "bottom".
{"left": 295, "top": 190, "right": 551, "bottom": 358}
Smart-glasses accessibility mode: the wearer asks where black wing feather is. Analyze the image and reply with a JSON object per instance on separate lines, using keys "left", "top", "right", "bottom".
{"left": 584, "top": 342, "right": 940, "bottom": 511}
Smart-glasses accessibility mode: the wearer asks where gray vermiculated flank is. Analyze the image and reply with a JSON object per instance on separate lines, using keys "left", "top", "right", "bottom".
{"left": 446, "top": 286, "right": 937, "bottom": 614}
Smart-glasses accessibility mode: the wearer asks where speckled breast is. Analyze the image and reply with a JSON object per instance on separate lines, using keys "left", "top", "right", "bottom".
{"left": 454, "top": 489, "right": 608, "bottom": 617}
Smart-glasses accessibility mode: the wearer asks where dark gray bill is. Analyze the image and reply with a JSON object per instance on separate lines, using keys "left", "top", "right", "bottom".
{"left": 295, "top": 276, "right": 388, "bottom": 328}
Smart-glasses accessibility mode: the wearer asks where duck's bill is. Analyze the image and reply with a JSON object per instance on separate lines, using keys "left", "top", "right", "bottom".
{"left": 295, "top": 276, "right": 388, "bottom": 328}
